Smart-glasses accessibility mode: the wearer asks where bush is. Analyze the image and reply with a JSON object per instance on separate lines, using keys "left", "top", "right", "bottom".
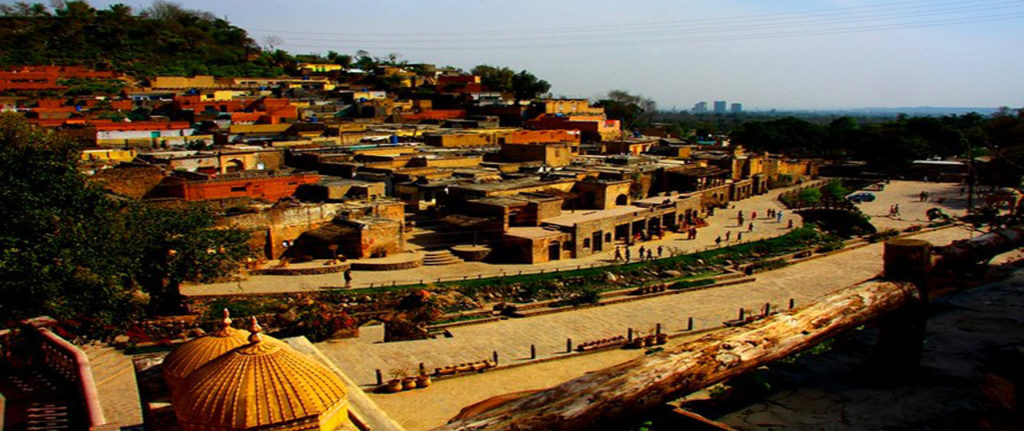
{"left": 669, "top": 278, "right": 715, "bottom": 290}
{"left": 867, "top": 229, "right": 899, "bottom": 243}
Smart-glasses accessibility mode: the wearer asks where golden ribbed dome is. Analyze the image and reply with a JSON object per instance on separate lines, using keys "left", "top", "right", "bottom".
{"left": 173, "top": 317, "right": 349, "bottom": 431}
{"left": 163, "top": 309, "right": 250, "bottom": 395}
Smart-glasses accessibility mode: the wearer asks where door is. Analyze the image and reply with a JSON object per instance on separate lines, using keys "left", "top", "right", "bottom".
{"left": 592, "top": 231, "right": 603, "bottom": 252}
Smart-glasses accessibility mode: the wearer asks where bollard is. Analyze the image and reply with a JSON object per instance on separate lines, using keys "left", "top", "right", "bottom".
{"left": 738, "top": 308, "right": 745, "bottom": 320}
{"left": 420, "top": 279, "right": 423, "bottom": 285}
{"left": 566, "top": 338, "right": 573, "bottom": 353}
{"left": 764, "top": 302, "right": 771, "bottom": 316}
{"left": 789, "top": 298, "right": 795, "bottom": 309}
{"left": 478, "top": 274, "right": 483, "bottom": 279}
{"left": 493, "top": 351, "right": 499, "bottom": 364}
{"left": 627, "top": 328, "right": 633, "bottom": 342}
{"left": 530, "top": 344, "right": 536, "bottom": 359}
{"left": 375, "top": 369, "right": 383, "bottom": 386}
{"left": 656, "top": 323, "right": 661, "bottom": 335}
{"left": 419, "top": 363, "right": 425, "bottom": 374}
{"left": 687, "top": 317, "right": 694, "bottom": 331}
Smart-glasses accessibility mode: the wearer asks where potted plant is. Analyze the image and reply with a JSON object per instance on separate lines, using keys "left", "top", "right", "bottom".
{"left": 416, "top": 373, "right": 431, "bottom": 388}
{"left": 385, "top": 369, "right": 404, "bottom": 393}
{"left": 656, "top": 333, "right": 668, "bottom": 345}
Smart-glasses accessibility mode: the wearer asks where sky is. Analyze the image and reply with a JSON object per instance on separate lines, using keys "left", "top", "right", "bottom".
{"left": 86, "top": 0, "right": 1024, "bottom": 111}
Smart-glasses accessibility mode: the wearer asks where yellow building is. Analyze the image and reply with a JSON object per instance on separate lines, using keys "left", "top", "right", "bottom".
{"left": 171, "top": 317, "right": 350, "bottom": 431}
{"left": 81, "top": 147, "right": 137, "bottom": 163}
{"left": 298, "top": 63, "right": 344, "bottom": 73}
{"left": 152, "top": 75, "right": 217, "bottom": 89}
{"left": 538, "top": 99, "right": 605, "bottom": 115}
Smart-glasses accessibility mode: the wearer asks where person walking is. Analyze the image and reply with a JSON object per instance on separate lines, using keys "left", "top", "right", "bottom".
{"left": 787, "top": 219, "right": 794, "bottom": 229}
{"left": 715, "top": 236, "right": 722, "bottom": 247}
{"left": 646, "top": 249, "right": 653, "bottom": 261}
{"left": 343, "top": 268, "right": 353, "bottom": 288}
{"left": 638, "top": 245, "right": 646, "bottom": 259}
{"left": 657, "top": 245, "right": 664, "bottom": 258}
{"left": 725, "top": 231, "right": 731, "bottom": 241}
{"left": 752, "top": 211, "right": 758, "bottom": 220}
{"left": 737, "top": 231, "right": 743, "bottom": 241}
{"left": 614, "top": 247, "right": 623, "bottom": 262}
{"left": 625, "top": 248, "right": 631, "bottom": 263}
{"left": 776, "top": 210, "right": 783, "bottom": 223}
{"left": 748, "top": 222, "right": 754, "bottom": 232}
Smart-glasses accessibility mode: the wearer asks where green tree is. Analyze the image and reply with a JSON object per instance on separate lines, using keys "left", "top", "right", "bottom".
{"left": 0, "top": 114, "right": 252, "bottom": 332}
{"left": 471, "top": 64, "right": 515, "bottom": 94}
{"left": 511, "top": 70, "right": 550, "bottom": 104}
{"left": 597, "top": 90, "right": 657, "bottom": 131}
{"left": 797, "top": 188, "right": 822, "bottom": 206}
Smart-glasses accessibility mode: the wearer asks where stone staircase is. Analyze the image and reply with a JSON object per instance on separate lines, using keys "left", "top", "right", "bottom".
{"left": 0, "top": 366, "right": 85, "bottom": 431}
{"left": 422, "top": 250, "right": 465, "bottom": 266}
{"left": 79, "top": 342, "right": 143, "bottom": 427}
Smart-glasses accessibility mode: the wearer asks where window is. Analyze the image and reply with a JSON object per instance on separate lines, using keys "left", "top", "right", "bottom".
{"left": 583, "top": 238, "right": 591, "bottom": 248}
{"left": 563, "top": 241, "right": 573, "bottom": 251}
{"left": 230, "top": 186, "right": 246, "bottom": 192}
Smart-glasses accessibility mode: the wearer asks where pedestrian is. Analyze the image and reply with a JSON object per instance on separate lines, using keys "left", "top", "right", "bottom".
{"left": 919, "top": 191, "right": 927, "bottom": 202}
{"left": 725, "top": 231, "right": 731, "bottom": 241}
{"left": 614, "top": 247, "right": 623, "bottom": 262}
{"left": 776, "top": 210, "right": 783, "bottom": 223}
{"left": 738, "top": 215, "right": 745, "bottom": 227}
{"left": 343, "top": 268, "right": 352, "bottom": 288}
{"left": 715, "top": 236, "right": 722, "bottom": 247}
{"left": 657, "top": 245, "right": 664, "bottom": 258}
{"left": 748, "top": 222, "right": 754, "bottom": 232}
{"left": 692, "top": 227, "right": 698, "bottom": 240}
{"left": 737, "top": 231, "right": 743, "bottom": 241}
{"left": 638, "top": 245, "right": 646, "bottom": 258}
{"left": 752, "top": 211, "right": 757, "bottom": 220}
{"left": 787, "top": 219, "right": 794, "bottom": 229}
{"left": 625, "top": 248, "right": 631, "bottom": 263}
{"left": 646, "top": 249, "right": 653, "bottom": 261}
{"left": 893, "top": 204, "right": 901, "bottom": 217}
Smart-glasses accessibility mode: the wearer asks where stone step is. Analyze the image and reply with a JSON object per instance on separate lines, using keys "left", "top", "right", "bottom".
{"left": 422, "top": 250, "right": 464, "bottom": 266}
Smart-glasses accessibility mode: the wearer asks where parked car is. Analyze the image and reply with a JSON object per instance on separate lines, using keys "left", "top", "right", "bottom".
{"left": 848, "top": 192, "right": 876, "bottom": 203}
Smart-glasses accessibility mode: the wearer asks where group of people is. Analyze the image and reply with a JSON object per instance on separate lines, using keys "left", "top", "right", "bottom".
{"left": 614, "top": 244, "right": 664, "bottom": 263}
{"left": 888, "top": 204, "right": 902, "bottom": 218}
{"left": 737, "top": 208, "right": 785, "bottom": 227}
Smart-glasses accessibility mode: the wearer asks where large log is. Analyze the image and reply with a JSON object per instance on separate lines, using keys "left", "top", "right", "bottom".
{"left": 438, "top": 280, "right": 920, "bottom": 431}
{"left": 935, "top": 225, "right": 1024, "bottom": 268}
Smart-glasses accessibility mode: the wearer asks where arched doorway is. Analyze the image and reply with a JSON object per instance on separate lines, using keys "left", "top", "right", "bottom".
{"left": 225, "top": 159, "right": 245, "bottom": 173}
{"left": 615, "top": 194, "right": 628, "bottom": 206}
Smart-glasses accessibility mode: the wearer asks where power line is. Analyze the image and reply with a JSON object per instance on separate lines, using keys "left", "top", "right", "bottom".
{"left": 248, "top": 0, "right": 992, "bottom": 37}
{"left": 267, "top": 12, "right": 1024, "bottom": 52}
{"left": 260, "top": 1, "right": 1023, "bottom": 45}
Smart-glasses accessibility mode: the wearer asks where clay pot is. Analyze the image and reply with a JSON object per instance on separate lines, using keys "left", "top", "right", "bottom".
{"left": 402, "top": 377, "right": 417, "bottom": 390}
{"left": 385, "top": 379, "right": 403, "bottom": 393}
{"left": 416, "top": 374, "right": 431, "bottom": 388}
{"left": 656, "top": 333, "right": 668, "bottom": 345}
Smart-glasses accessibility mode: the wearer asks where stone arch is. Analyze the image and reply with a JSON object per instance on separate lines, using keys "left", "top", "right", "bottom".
{"left": 615, "top": 194, "right": 628, "bottom": 206}
{"left": 225, "top": 159, "right": 245, "bottom": 173}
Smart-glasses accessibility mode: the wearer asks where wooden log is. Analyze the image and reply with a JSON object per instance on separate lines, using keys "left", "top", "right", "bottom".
{"left": 935, "top": 225, "right": 1024, "bottom": 268}
{"left": 438, "top": 280, "right": 919, "bottom": 431}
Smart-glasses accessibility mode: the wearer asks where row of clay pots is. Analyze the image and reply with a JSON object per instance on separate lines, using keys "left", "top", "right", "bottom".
{"left": 383, "top": 374, "right": 431, "bottom": 393}
{"left": 627, "top": 333, "right": 668, "bottom": 349}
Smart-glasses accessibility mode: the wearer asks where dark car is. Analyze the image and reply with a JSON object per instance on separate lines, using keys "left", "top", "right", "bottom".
{"left": 848, "top": 192, "right": 876, "bottom": 203}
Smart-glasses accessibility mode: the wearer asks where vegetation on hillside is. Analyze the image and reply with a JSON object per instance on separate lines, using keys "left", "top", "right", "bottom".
{"left": 0, "top": 114, "right": 251, "bottom": 334}
{"left": 0, "top": 1, "right": 284, "bottom": 77}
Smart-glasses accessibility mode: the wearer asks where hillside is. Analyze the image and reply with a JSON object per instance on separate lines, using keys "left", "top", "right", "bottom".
{"left": 0, "top": 1, "right": 283, "bottom": 78}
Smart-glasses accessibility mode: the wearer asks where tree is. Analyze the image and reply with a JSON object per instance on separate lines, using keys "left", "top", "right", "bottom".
{"left": 511, "top": 70, "right": 550, "bottom": 104}
{"left": 0, "top": 114, "right": 252, "bottom": 333}
{"left": 471, "top": 64, "right": 515, "bottom": 94}
{"left": 597, "top": 90, "right": 657, "bottom": 131}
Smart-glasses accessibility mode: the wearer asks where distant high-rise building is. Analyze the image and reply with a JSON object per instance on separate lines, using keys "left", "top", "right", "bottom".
{"left": 693, "top": 101, "right": 708, "bottom": 113}
{"left": 730, "top": 103, "right": 742, "bottom": 113}
{"left": 714, "top": 100, "right": 727, "bottom": 114}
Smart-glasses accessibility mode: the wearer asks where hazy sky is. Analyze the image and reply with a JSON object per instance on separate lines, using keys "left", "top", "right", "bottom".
{"left": 87, "top": 0, "right": 1024, "bottom": 110}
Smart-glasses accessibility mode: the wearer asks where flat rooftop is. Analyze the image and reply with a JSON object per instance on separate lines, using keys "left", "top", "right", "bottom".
{"left": 542, "top": 205, "right": 650, "bottom": 227}
{"left": 505, "top": 226, "right": 565, "bottom": 240}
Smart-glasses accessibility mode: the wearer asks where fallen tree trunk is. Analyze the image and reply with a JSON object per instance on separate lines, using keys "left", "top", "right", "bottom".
{"left": 438, "top": 279, "right": 920, "bottom": 431}
{"left": 935, "top": 225, "right": 1024, "bottom": 268}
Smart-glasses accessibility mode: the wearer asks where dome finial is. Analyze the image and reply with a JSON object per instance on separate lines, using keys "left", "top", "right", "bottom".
{"left": 220, "top": 308, "right": 232, "bottom": 329}
{"left": 248, "top": 316, "right": 263, "bottom": 344}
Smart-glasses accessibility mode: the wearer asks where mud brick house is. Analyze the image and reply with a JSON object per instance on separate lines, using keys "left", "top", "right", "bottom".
{"left": 147, "top": 170, "right": 320, "bottom": 202}
{"left": 87, "top": 165, "right": 167, "bottom": 199}
{"left": 291, "top": 217, "right": 404, "bottom": 260}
